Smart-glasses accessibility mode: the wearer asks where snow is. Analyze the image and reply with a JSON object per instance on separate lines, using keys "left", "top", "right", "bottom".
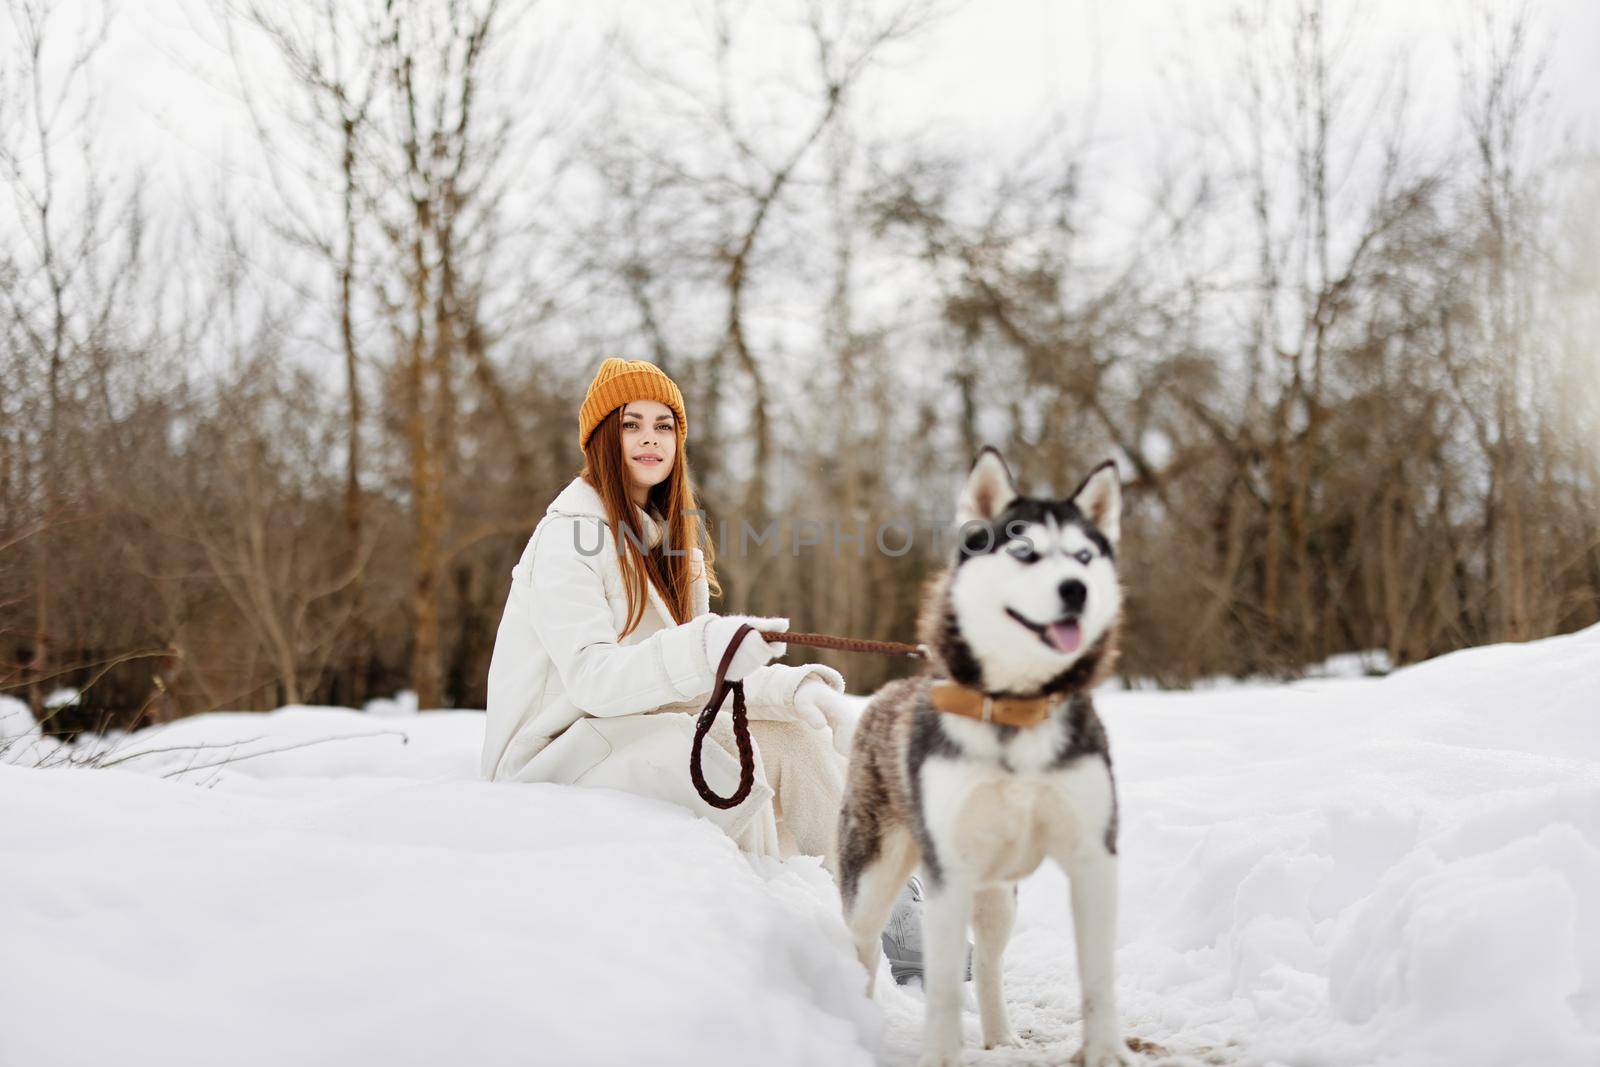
{"left": 0, "top": 709, "right": 876, "bottom": 1067}
{"left": 0, "top": 695, "right": 34, "bottom": 744}
{"left": 364, "top": 690, "right": 421, "bottom": 717}
{"left": 43, "top": 687, "right": 80, "bottom": 710}
{"left": 3, "top": 625, "right": 1598, "bottom": 1066}
{"left": 1093, "top": 651, "right": 1600, "bottom": 1067}
{"left": 1106, "top": 648, "right": 1394, "bottom": 693}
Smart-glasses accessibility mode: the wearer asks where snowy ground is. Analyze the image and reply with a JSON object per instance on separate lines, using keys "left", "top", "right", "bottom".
{"left": 3, "top": 626, "right": 1597, "bottom": 1067}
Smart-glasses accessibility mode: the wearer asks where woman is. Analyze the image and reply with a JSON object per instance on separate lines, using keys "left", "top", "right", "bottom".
{"left": 480, "top": 357, "right": 859, "bottom": 862}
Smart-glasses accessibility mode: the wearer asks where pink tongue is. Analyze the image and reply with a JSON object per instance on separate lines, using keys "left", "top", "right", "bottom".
{"left": 1047, "top": 621, "right": 1082, "bottom": 653}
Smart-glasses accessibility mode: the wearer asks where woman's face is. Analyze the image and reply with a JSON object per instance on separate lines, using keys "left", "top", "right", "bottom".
{"left": 620, "top": 400, "right": 677, "bottom": 498}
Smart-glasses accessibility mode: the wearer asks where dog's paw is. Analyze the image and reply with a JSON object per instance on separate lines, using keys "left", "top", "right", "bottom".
{"left": 915, "top": 1049, "right": 964, "bottom": 1067}
{"left": 982, "top": 1028, "right": 1023, "bottom": 1050}
{"left": 1071, "top": 1039, "right": 1138, "bottom": 1067}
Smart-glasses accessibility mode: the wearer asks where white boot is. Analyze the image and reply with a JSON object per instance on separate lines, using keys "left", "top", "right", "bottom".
{"left": 881, "top": 876, "right": 974, "bottom": 985}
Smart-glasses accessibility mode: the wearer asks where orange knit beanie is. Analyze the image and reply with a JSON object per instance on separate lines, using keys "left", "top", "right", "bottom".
{"left": 578, "top": 358, "right": 688, "bottom": 452}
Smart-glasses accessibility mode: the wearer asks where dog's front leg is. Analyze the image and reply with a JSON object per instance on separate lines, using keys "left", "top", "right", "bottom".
{"left": 1067, "top": 847, "right": 1133, "bottom": 1066}
{"left": 972, "top": 885, "right": 1021, "bottom": 1049}
{"left": 918, "top": 877, "right": 973, "bottom": 1067}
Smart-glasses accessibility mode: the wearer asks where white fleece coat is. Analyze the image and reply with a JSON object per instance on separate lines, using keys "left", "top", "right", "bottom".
{"left": 481, "top": 475, "right": 845, "bottom": 852}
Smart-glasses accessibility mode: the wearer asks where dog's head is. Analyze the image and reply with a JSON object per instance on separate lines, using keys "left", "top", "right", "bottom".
{"left": 918, "top": 447, "right": 1123, "bottom": 697}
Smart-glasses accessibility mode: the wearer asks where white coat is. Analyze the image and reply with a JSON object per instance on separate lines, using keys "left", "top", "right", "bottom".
{"left": 481, "top": 475, "right": 845, "bottom": 850}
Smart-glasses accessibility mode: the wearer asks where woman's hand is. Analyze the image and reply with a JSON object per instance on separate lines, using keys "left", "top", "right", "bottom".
{"left": 702, "top": 614, "right": 789, "bottom": 684}
{"left": 793, "top": 676, "right": 862, "bottom": 756}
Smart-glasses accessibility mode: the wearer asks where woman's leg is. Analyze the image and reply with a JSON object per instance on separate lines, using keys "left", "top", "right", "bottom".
{"left": 745, "top": 719, "right": 848, "bottom": 866}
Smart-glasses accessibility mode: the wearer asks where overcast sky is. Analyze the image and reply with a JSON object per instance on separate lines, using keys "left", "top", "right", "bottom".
{"left": 8, "top": 0, "right": 1597, "bottom": 400}
{"left": 59, "top": 1, "right": 1597, "bottom": 223}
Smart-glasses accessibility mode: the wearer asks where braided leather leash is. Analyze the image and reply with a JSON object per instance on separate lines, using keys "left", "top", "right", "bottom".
{"left": 766, "top": 630, "right": 928, "bottom": 660}
{"left": 689, "top": 626, "right": 929, "bottom": 809}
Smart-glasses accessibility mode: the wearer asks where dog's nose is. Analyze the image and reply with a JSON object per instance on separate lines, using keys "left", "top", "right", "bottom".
{"left": 1058, "top": 579, "right": 1087, "bottom": 614}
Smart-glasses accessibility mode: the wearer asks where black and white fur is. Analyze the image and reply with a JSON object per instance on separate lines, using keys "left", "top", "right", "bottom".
{"left": 836, "top": 447, "right": 1133, "bottom": 1067}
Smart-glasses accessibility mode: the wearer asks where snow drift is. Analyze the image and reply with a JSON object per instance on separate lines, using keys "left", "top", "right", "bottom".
{"left": 2, "top": 625, "right": 1597, "bottom": 1066}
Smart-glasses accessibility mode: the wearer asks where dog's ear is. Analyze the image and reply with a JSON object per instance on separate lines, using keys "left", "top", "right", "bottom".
{"left": 957, "top": 446, "right": 1019, "bottom": 528}
{"left": 1070, "top": 460, "right": 1121, "bottom": 546}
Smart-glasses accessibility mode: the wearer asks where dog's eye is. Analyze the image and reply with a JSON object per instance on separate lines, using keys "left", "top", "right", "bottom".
{"left": 1007, "top": 541, "right": 1040, "bottom": 564}
{"left": 1074, "top": 549, "right": 1093, "bottom": 564}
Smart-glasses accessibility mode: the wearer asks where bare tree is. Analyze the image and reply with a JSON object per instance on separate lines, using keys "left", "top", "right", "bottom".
{"left": 216, "top": 0, "right": 389, "bottom": 701}
{"left": 0, "top": 0, "right": 147, "bottom": 712}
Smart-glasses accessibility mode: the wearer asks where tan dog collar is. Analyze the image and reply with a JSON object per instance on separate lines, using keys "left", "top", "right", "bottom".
{"left": 929, "top": 680, "right": 1064, "bottom": 728}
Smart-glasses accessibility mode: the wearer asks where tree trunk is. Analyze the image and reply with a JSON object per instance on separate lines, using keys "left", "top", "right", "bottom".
{"left": 340, "top": 114, "right": 369, "bottom": 707}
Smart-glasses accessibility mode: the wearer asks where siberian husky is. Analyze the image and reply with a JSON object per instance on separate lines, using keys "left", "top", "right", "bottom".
{"left": 836, "top": 447, "right": 1134, "bottom": 1067}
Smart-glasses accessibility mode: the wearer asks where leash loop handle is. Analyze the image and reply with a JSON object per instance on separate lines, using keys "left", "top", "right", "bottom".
{"left": 689, "top": 623, "right": 930, "bottom": 808}
{"left": 690, "top": 622, "right": 758, "bottom": 810}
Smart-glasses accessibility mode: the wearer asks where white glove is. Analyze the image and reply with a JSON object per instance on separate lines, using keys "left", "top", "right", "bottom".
{"left": 703, "top": 614, "right": 789, "bottom": 685}
{"left": 793, "top": 676, "right": 862, "bottom": 757}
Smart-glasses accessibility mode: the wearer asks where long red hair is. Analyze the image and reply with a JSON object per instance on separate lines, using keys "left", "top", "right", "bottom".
{"left": 579, "top": 407, "right": 721, "bottom": 638}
